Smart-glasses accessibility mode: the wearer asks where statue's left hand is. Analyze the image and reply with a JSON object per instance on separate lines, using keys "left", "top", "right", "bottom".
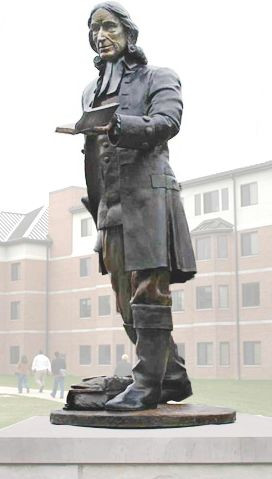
{"left": 92, "top": 114, "right": 118, "bottom": 135}
{"left": 92, "top": 123, "right": 112, "bottom": 134}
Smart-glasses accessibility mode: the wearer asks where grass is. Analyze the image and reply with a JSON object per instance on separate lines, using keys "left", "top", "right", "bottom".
{"left": 187, "top": 379, "right": 272, "bottom": 417}
{"left": 0, "top": 395, "right": 61, "bottom": 429}
{"left": 0, "top": 377, "right": 271, "bottom": 429}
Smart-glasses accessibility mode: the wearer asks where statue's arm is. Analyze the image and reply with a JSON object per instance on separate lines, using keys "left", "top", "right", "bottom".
{"left": 109, "top": 67, "right": 183, "bottom": 150}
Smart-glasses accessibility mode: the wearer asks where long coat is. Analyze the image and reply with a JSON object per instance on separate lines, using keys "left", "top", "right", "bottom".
{"left": 82, "top": 58, "right": 196, "bottom": 284}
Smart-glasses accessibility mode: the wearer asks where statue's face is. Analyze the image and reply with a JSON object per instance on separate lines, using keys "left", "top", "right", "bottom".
{"left": 90, "top": 8, "right": 127, "bottom": 62}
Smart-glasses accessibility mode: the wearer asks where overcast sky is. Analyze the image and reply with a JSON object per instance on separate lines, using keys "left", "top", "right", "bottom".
{"left": 1, "top": 0, "right": 272, "bottom": 213}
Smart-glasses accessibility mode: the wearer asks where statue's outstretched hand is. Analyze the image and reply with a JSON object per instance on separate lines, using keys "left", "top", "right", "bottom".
{"left": 92, "top": 114, "right": 119, "bottom": 135}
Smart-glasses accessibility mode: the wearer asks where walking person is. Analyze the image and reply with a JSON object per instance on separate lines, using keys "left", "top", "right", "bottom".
{"left": 16, "top": 355, "right": 30, "bottom": 394}
{"left": 114, "top": 354, "right": 132, "bottom": 377}
{"left": 51, "top": 352, "right": 67, "bottom": 399}
{"left": 31, "top": 350, "right": 51, "bottom": 393}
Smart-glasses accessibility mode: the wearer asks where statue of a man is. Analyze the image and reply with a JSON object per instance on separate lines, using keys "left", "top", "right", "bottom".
{"left": 81, "top": 1, "right": 197, "bottom": 411}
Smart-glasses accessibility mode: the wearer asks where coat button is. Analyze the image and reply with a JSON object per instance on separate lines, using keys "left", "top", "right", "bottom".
{"left": 145, "top": 126, "right": 153, "bottom": 136}
{"left": 143, "top": 116, "right": 151, "bottom": 122}
{"left": 102, "top": 142, "right": 109, "bottom": 148}
{"left": 104, "top": 156, "right": 110, "bottom": 163}
{"left": 142, "top": 142, "right": 149, "bottom": 150}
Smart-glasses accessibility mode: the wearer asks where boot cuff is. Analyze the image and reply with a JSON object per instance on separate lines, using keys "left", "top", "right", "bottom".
{"left": 131, "top": 304, "right": 173, "bottom": 330}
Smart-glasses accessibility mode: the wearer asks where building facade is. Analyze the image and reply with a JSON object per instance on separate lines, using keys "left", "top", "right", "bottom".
{"left": 1, "top": 161, "right": 272, "bottom": 379}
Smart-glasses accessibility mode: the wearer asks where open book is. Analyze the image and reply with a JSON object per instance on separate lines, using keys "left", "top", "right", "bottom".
{"left": 55, "top": 102, "right": 119, "bottom": 135}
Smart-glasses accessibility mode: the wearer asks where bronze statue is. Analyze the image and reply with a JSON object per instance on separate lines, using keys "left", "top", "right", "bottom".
{"left": 81, "top": 1, "right": 197, "bottom": 411}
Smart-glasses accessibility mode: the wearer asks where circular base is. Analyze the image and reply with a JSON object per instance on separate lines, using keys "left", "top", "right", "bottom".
{"left": 50, "top": 403, "right": 236, "bottom": 429}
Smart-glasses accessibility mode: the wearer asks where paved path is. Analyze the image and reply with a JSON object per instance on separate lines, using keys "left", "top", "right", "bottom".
{"left": 0, "top": 386, "right": 66, "bottom": 403}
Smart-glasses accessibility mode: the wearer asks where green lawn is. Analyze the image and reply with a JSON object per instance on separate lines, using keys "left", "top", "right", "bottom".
{"left": 0, "top": 395, "right": 61, "bottom": 429}
{"left": 186, "top": 379, "right": 272, "bottom": 417}
{"left": 0, "top": 377, "right": 271, "bottom": 429}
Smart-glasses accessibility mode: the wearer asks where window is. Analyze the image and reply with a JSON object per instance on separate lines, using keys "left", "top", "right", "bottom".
{"left": 194, "top": 194, "right": 201, "bottom": 215}
{"left": 176, "top": 342, "right": 185, "bottom": 360}
{"left": 218, "top": 285, "right": 229, "bottom": 309}
{"left": 79, "top": 345, "right": 91, "bottom": 365}
{"left": 116, "top": 344, "right": 125, "bottom": 363}
{"left": 171, "top": 290, "right": 184, "bottom": 312}
{"left": 195, "top": 236, "right": 211, "bottom": 260}
{"left": 243, "top": 341, "right": 261, "bottom": 365}
{"left": 10, "top": 301, "right": 20, "bottom": 320}
{"left": 98, "top": 295, "right": 111, "bottom": 316}
{"left": 11, "top": 263, "right": 21, "bottom": 281}
{"left": 219, "top": 342, "right": 230, "bottom": 366}
{"left": 80, "top": 257, "right": 91, "bottom": 277}
{"left": 99, "top": 345, "right": 111, "bottom": 365}
{"left": 221, "top": 188, "right": 229, "bottom": 210}
{"left": 80, "top": 298, "right": 91, "bottom": 318}
{"left": 241, "top": 182, "right": 258, "bottom": 207}
{"left": 217, "top": 235, "right": 228, "bottom": 258}
{"left": 10, "top": 346, "right": 20, "bottom": 364}
{"left": 203, "top": 190, "right": 219, "bottom": 214}
{"left": 241, "top": 232, "right": 258, "bottom": 256}
{"left": 81, "top": 218, "right": 92, "bottom": 237}
{"left": 196, "top": 286, "right": 212, "bottom": 309}
{"left": 242, "top": 282, "right": 260, "bottom": 307}
{"left": 197, "top": 342, "right": 213, "bottom": 365}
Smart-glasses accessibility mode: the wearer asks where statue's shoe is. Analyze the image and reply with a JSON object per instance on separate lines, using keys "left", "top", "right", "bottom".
{"left": 160, "top": 378, "right": 193, "bottom": 403}
{"left": 105, "top": 384, "right": 158, "bottom": 411}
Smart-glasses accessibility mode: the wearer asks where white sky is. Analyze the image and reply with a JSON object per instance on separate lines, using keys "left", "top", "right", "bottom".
{"left": 1, "top": 0, "right": 272, "bottom": 213}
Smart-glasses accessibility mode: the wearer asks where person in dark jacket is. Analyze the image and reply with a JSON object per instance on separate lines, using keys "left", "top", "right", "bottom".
{"left": 114, "top": 353, "right": 132, "bottom": 377}
{"left": 81, "top": 1, "right": 196, "bottom": 411}
{"left": 51, "top": 352, "right": 66, "bottom": 399}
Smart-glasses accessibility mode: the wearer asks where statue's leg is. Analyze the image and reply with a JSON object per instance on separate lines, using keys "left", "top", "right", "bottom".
{"left": 105, "top": 301, "right": 172, "bottom": 411}
{"left": 105, "top": 269, "right": 175, "bottom": 411}
{"left": 102, "top": 226, "right": 137, "bottom": 343}
{"left": 130, "top": 269, "right": 192, "bottom": 403}
{"left": 102, "top": 228, "right": 192, "bottom": 403}
{"left": 160, "top": 336, "right": 192, "bottom": 402}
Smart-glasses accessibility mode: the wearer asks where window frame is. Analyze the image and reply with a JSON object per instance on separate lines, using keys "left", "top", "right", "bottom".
{"left": 11, "top": 262, "right": 21, "bottom": 281}
{"left": 98, "top": 344, "right": 111, "bottom": 365}
{"left": 197, "top": 342, "right": 213, "bottom": 366}
{"left": 10, "top": 301, "right": 21, "bottom": 320}
{"left": 218, "top": 285, "right": 229, "bottom": 309}
{"left": 81, "top": 218, "right": 92, "bottom": 237}
{"left": 241, "top": 231, "right": 258, "bottom": 257}
{"left": 196, "top": 285, "right": 213, "bottom": 310}
{"left": 10, "top": 345, "right": 20, "bottom": 364}
{"left": 243, "top": 341, "right": 261, "bottom": 366}
{"left": 219, "top": 342, "right": 230, "bottom": 366}
{"left": 79, "top": 298, "right": 91, "bottom": 319}
{"left": 98, "top": 295, "right": 111, "bottom": 316}
{"left": 203, "top": 190, "right": 219, "bottom": 214}
{"left": 240, "top": 182, "right": 258, "bottom": 207}
{"left": 195, "top": 236, "right": 212, "bottom": 261}
{"left": 79, "top": 345, "right": 92, "bottom": 365}
{"left": 242, "top": 282, "right": 260, "bottom": 308}
{"left": 171, "top": 290, "right": 184, "bottom": 312}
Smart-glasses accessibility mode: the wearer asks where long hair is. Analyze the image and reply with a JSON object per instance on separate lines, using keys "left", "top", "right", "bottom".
{"left": 88, "top": 1, "right": 147, "bottom": 68}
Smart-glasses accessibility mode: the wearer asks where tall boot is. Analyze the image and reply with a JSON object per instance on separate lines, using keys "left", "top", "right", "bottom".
{"left": 122, "top": 321, "right": 192, "bottom": 403}
{"left": 105, "top": 304, "right": 172, "bottom": 411}
{"left": 123, "top": 322, "right": 137, "bottom": 344}
{"left": 160, "top": 337, "right": 192, "bottom": 403}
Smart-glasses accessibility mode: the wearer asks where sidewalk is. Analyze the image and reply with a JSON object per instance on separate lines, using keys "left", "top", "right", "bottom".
{"left": 0, "top": 386, "right": 66, "bottom": 403}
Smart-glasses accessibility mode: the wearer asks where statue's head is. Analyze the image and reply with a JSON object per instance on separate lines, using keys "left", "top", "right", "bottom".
{"left": 88, "top": 1, "right": 147, "bottom": 64}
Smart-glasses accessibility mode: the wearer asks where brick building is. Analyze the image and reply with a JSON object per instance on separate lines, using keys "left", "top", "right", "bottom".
{"left": 1, "top": 160, "right": 272, "bottom": 379}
